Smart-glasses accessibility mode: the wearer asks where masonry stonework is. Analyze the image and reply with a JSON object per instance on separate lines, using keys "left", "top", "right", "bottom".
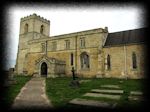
{"left": 15, "top": 14, "right": 146, "bottom": 79}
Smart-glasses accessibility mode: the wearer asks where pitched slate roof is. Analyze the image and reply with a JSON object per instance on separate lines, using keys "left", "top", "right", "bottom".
{"left": 104, "top": 28, "right": 147, "bottom": 47}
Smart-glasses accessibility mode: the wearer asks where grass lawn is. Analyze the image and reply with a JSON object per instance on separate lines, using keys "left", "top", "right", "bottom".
{"left": 3, "top": 75, "right": 31, "bottom": 108}
{"left": 46, "top": 77, "right": 145, "bottom": 109}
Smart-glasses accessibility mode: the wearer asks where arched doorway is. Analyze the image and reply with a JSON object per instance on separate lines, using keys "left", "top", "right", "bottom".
{"left": 41, "top": 62, "right": 47, "bottom": 77}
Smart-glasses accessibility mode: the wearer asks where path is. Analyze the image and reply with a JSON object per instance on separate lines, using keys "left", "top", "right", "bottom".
{"left": 11, "top": 77, "right": 53, "bottom": 109}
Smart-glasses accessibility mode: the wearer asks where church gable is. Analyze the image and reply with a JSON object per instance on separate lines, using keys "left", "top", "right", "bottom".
{"left": 34, "top": 55, "right": 66, "bottom": 77}
{"left": 35, "top": 55, "right": 57, "bottom": 65}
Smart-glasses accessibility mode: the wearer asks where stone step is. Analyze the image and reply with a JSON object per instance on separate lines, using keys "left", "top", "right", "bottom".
{"left": 100, "top": 85, "right": 120, "bottom": 89}
{"left": 69, "top": 98, "right": 117, "bottom": 108}
{"left": 91, "top": 89, "right": 124, "bottom": 94}
{"left": 83, "top": 93, "right": 121, "bottom": 100}
{"left": 130, "top": 91, "right": 143, "bottom": 95}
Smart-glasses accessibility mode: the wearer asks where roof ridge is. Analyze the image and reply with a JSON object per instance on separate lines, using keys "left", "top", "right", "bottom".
{"left": 109, "top": 27, "right": 147, "bottom": 34}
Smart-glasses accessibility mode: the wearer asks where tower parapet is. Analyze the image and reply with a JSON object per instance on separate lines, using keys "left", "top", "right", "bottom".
{"left": 21, "top": 13, "right": 50, "bottom": 24}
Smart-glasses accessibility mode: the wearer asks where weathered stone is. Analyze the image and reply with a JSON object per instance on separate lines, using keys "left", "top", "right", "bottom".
{"left": 69, "top": 98, "right": 117, "bottom": 108}
{"left": 4, "top": 80, "right": 17, "bottom": 87}
{"left": 8, "top": 68, "right": 15, "bottom": 80}
{"left": 91, "top": 89, "right": 123, "bottom": 94}
{"left": 69, "top": 80, "right": 80, "bottom": 88}
{"left": 130, "top": 91, "right": 143, "bottom": 95}
{"left": 119, "top": 81, "right": 124, "bottom": 83}
{"left": 83, "top": 93, "right": 121, "bottom": 100}
{"left": 100, "top": 85, "right": 120, "bottom": 89}
{"left": 4, "top": 69, "right": 17, "bottom": 87}
{"left": 79, "top": 80, "right": 91, "bottom": 83}
{"left": 128, "top": 96, "right": 144, "bottom": 101}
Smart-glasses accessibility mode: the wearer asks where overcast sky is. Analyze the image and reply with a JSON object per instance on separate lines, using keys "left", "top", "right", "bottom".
{"left": 5, "top": 4, "right": 146, "bottom": 69}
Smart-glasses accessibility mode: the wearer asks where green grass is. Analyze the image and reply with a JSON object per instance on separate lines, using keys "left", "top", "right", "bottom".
{"left": 46, "top": 77, "right": 145, "bottom": 109}
{"left": 3, "top": 75, "right": 31, "bottom": 107}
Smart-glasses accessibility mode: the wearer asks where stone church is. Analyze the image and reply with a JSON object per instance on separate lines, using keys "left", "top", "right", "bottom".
{"left": 15, "top": 13, "right": 146, "bottom": 79}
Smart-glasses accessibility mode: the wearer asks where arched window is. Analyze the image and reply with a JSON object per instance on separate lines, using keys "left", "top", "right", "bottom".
{"left": 24, "top": 23, "right": 28, "bottom": 33}
{"left": 80, "top": 52, "right": 90, "bottom": 69}
{"left": 107, "top": 54, "right": 111, "bottom": 70}
{"left": 132, "top": 52, "right": 137, "bottom": 69}
{"left": 40, "top": 25, "right": 44, "bottom": 34}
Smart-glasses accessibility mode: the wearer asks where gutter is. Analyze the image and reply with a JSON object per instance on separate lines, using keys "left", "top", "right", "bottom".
{"left": 124, "top": 45, "right": 127, "bottom": 78}
{"left": 75, "top": 36, "right": 77, "bottom": 73}
{"left": 46, "top": 41, "right": 47, "bottom": 56}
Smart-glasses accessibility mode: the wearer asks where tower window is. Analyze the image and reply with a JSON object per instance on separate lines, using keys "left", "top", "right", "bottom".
{"left": 24, "top": 23, "right": 28, "bottom": 33}
{"left": 40, "top": 25, "right": 44, "bottom": 34}
{"left": 132, "top": 52, "right": 137, "bottom": 69}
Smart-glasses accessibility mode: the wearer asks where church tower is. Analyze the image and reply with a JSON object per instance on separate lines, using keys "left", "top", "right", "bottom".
{"left": 16, "top": 13, "right": 50, "bottom": 74}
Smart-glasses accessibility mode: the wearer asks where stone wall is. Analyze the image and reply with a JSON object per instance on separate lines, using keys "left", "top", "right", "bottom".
{"left": 22, "top": 28, "right": 106, "bottom": 78}
{"left": 25, "top": 53, "right": 43, "bottom": 75}
{"left": 103, "top": 44, "right": 146, "bottom": 79}
{"left": 16, "top": 14, "right": 146, "bottom": 79}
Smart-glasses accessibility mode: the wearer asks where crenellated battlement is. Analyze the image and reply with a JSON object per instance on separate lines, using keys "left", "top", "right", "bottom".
{"left": 21, "top": 13, "right": 50, "bottom": 24}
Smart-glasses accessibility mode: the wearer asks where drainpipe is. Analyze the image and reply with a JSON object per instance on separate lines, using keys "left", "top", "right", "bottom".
{"left": 46, "top": 41, "right": 47, "bottom": 56}
{"left": 124, "top": 45, "right": 127, "bottom": 78}
{"left": 75, "top": 36, "right": 77, "bottom": 74}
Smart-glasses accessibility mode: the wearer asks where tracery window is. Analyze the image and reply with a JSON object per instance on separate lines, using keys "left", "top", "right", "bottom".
{"left": 80, "top": 52, "right": 90, "bottom": 69}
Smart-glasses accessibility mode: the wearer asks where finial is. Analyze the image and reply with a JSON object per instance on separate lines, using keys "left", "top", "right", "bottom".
{"left": 104, "top": 27, "right": 108, "bottom": 32}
